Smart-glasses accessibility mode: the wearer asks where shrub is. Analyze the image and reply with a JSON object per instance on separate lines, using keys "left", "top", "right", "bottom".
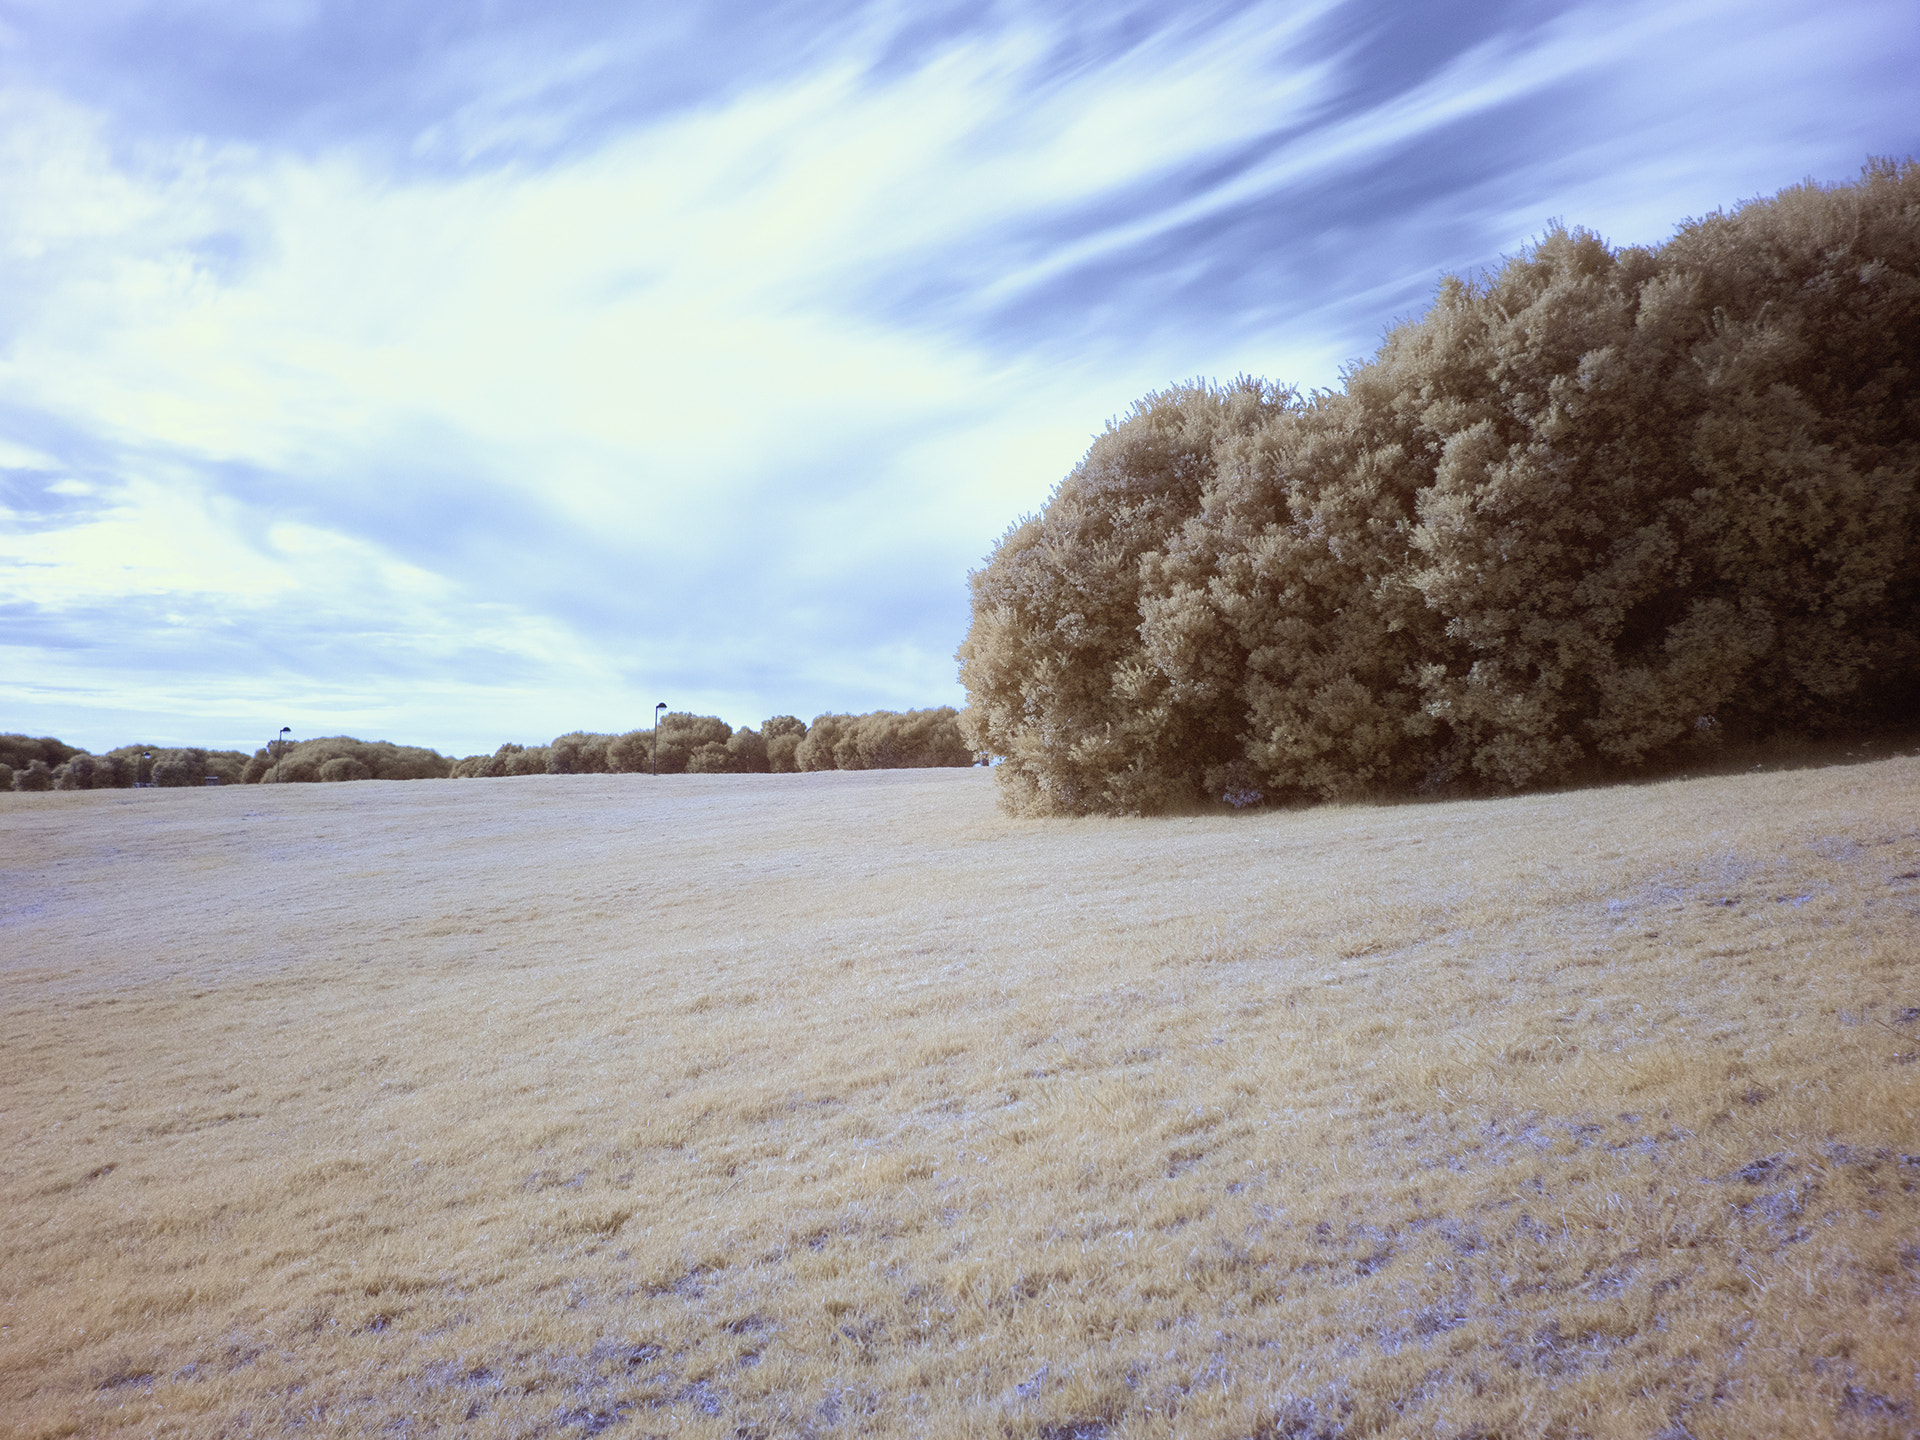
{"left": 505, "top": 746, "right": 550, "bottom": 777}
{"left": 54, "top": 755, "right": 96, "bottom": 790}
{"left": 686, "top": 741, "right": 733, "bottom": 773}
{"left": 0, "top": 735, "right": 80, "bottom": 773}
{"left": 261, "top": 737, "right": 450, "bottom": 782}
{"left": 88, "top": 754, "right": 134, "bottom": 788}
{"left": 151, "top": 750, "right": 210, "bottom": 787}
{"left": 13, "top": 759, "right": 55, "bottom": 791}
{"left": 795, "top": 714, "right": 849, "bottom": 772}
{"left": 726, "top": 727, "right": 770, "bottom": 773}
{"left": 761, "top": 716, "right": 806, "bottom": 773}
{"left": 767, "top": 732, "right": 802, "bottom": 773}
{"left": 0, "top": 763, "right": 14, "bottom": 791}
{"left": 961, "top": 161, "right": 1920, "bottom": 813}
{"left": 319, "top": 755, "right": 373, "bottom": 782}
{"left": 958, "top": 379, "right": 1294, "bottom": 812}
{"left": 640, "top": 713, "right": 732, "bottom": 776}
{"left": 548, "top": 733, "right": 613, "bottom": 775}
{"left": 606, "top": 730, "right": 653, "bottom": 773}
{"left": 450, "top": 743, "right": 545, "bottom": 778}
{"left": 796, "top": 709, "right": 974, "bottom": 770}
{"left": 98, "top": 747, "right": 163, "bottom": 786}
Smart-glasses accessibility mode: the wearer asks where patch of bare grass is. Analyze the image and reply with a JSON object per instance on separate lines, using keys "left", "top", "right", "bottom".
{"left": 2, "top": 760, "right": 1917, "bottom": 1436}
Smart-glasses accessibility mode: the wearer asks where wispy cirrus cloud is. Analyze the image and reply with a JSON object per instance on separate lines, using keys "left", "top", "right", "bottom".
{"left": 1, "top": 0, "right": 1915, "bottom": 754}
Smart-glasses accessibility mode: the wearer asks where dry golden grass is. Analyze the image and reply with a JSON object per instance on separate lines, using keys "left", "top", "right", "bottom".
{"left": 2, "top": 757, "right": 1917, "bottom": 1438}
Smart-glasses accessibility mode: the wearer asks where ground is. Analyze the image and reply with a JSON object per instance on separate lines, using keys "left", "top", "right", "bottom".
{"left": 2, "top": 757, "right": 1917, "bottom": 1437}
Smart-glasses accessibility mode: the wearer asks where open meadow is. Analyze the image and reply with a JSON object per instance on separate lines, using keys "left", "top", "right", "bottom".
{"left": 2, "top": 758, "right": 1917, "bottom": 1438}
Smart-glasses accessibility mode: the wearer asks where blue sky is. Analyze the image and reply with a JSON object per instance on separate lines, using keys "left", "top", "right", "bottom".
{"left": 2, "top": 0, "right": 1915, "bottom": 757}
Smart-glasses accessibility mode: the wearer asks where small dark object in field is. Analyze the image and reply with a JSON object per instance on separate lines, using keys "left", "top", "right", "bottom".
{"left": 1732, "top": 1155, "right": 1788, "bottom": 1185}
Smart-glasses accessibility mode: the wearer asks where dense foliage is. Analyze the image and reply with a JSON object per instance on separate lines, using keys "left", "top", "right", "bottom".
{"left": 0, "top": 735, "right": 81, "bottom": 773}
{"left": 449, "top": 709, "right": 973, "bottom": 778}
{"left": 0, "top": 736, "right": 251, "bottom": 790}
{"left": 248, "top": 737, "right": 451, "bottom": 784}
{"left": 795, "top": 709, "right": 975, "bottom": 771}
{"left": 959, "top": 161, "right": 1920, "bottom": 815}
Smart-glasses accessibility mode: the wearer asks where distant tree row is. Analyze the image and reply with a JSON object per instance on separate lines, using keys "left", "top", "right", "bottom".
{"left": 959, "top": 159, "right": 1920, "bottom": 814}
{"left": 0, "top": 736, "right": 251, "bottom": 791}
{"left": 3, "top": 709, "right": 976, "bottom": 791}
{"left": 448, "top": 708, "right": 972, "bottom": 778}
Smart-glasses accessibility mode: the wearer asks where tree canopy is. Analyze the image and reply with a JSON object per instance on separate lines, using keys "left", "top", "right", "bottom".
{"left": 959, "top": 160, "right": 1920, "bottom": 815}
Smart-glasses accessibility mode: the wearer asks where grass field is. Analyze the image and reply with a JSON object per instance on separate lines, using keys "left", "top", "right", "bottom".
{"left": 2, "top": 757, "right": 1917, "bottom": 1438}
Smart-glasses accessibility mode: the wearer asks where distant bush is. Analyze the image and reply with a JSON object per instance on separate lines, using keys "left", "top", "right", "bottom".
{"left": 13, "top": 759, "right": 55, "bottom": 791}
{"left": 653, "top": 714, "right": 731, "bottom": 775}
{"left": 726, "top": 726, "right": 769, "bottom": 773}
{"left": 0, "top": 763, "right": 12, "bottom": 791}
{"left": 0, "top": 735, "right": 80, "bottom": 773}
{"left": 686, "top": 741, "right": 733, "bottom": 773}
{"left": 449, "top": 749, "right": 503, "bottom": 779}
{"left": 60, "top": 756, "right": 139, "bottom": 791}
{"left": 797, "top": 708, "right": 973, "bottom": 770}
{"left": 762, "top": 716, "right": 806, "bottom": 773}
{"left": 960, "top": 160, "right": 1920, "bottom": 814}
{"left": 606, "top": 730, "right": 653, "bottom": 773}
{"left": 54, "top": 755, "right": 95, "bottom": 790}
{"left": 548, "top": 732, "right": 613, "bottom": 775}
{"left": 143, "top": 748, "right": 247, "bottom": 786}
{"left": 256, "top": 737, "right": 451, "bottom": 783}
{"left": 150, "top": 756, "right": 198, "bottom": 787}
{"left": 91, "top": 754, "right": 134, "bottom": 788}
{"left": 450, "top": 743, "right": 550, "bottom": 778}
{"left": 101, "top": 747, "right": 166, "bottom": 787}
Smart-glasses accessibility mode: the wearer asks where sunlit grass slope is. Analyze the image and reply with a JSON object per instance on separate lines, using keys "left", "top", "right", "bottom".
{"left": 3, "top": 758, "right": 1917, "bottom": 1438}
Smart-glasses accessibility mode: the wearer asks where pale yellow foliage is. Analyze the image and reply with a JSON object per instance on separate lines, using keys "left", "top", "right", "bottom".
{"left": 2, "top": 758, "right": 1917, "bottom": 1437}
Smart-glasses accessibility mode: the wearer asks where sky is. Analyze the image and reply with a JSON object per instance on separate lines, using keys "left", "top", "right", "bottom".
{"left": 2, "top": 0, "right": 1915, "bottom": 758}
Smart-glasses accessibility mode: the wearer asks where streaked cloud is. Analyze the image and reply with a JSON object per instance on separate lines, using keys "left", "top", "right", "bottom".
{"left": 1, "top": 0, "right": 1914, "bottom": 754}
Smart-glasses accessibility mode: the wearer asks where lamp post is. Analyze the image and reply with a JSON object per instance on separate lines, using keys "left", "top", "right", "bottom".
{"left": 275, "top": 726, "right": 290, "bottom": 783}
{"left": 141, "top": 751, "right": 151, "bottom": 788}
{"left": 652, "top": 703, "right": 667, "bottom": 776}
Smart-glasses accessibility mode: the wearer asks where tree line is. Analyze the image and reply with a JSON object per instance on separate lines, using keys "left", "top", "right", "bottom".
{"left": 958, "top": 159, "right": 1920, "bottom": 815}
{"left": 446, "top": 709, "right": 972, "bottom": 778}
{"left": 0, "top": 736, "right": 254, "bottom": 792}
{"left": 1, "top": 708, "right": 974, "bottom": 791}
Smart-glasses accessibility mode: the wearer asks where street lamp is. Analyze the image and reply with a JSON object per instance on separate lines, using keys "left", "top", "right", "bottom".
{"left": 275, "top": 726, "right": 291, "bottom": 783}
{"left": 653, "top": 703, "right": 666, "bottom": 777}
{"left": 141, "top": 751, "right": 151, "bottom": 788}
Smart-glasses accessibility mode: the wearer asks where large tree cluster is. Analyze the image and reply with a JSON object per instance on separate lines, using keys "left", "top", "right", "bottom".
{"left": 959, "top": 161, "right": 1920, "bottom": 815}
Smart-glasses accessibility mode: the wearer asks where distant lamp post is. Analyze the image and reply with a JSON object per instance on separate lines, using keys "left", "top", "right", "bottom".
{"left": 141, "top": 751, "right": 151, "bottom": 788}
{"left": 653, "top": 703, "right": 667, "bottom": 777}
{"left": 275, "top": 726, "right": 291, "bottom": 783}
